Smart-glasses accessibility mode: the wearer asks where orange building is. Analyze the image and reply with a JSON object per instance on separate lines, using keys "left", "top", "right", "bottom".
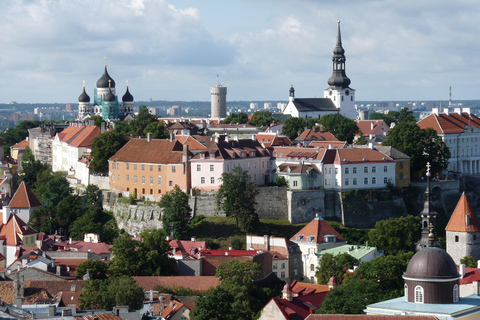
{"left": 108, "top": 135, "right": 190, "bottom": 200}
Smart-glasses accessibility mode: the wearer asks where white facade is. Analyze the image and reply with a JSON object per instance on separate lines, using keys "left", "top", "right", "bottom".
{"left": 324, "top": 87, "right": 356, "bottom": 119}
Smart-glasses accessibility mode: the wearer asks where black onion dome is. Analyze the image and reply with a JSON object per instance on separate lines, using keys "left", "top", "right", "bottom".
{"left": 104, "top": 88, "right": 116, "bottom": 102}
{"left": 97, "top": 66, "right": 116, "bottom": 88}
{"left": 404, "top": 247, "right": 459, "bottom": 280}
{"left": 328, "top": 73, "right": 351, "bottom": 88}
{"left": 78, "top": 87, "right": 90, "bottom": 103}
{"left": 122, "top": 86, "right": 134, "bottom": 102}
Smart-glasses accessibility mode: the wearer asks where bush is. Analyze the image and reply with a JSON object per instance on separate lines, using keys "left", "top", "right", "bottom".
{"left": 189, "top": 215, "right": 206, "bottom": 228}
{"left": 274, "top": 176, "right": 289, "bottom": 187}
{"left": 129, "top": 193, "right": 137, "bottom": 205}
{"left": 231, "top": 237, "right": 243, "bottom": 250}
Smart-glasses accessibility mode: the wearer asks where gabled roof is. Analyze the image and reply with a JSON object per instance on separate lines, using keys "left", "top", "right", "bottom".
{"left": 109, "top": 138, "right": 185, "bottom": 164}
{"left": 56, "top": 126, "right": 86, "bottom": 143}
{"left": 9, "top": 181, "right": 41, "bottom": 208}
{"left": 160, "top": 300, "right": 188, "bottom": 319}
{"left": 68, "top": 125, "right": 101, "bottom": 148}
{"left": 374, "top": 146, "right": 410, "bottom": 160}
{"left": 292, "top": 98, "right": 337, "bottom": 112}
{"left": 0, "top": 215, "right": 36, "bottom": 246}
{"left": 256, "top": 133, "right": 292, "bottom": 147}
{"left": 355, "top": 120, "right": 389, "bottom": 136}
{"left": 132, "top": 276, "right": 220, "bottom": 292}
{"left": 445, "top": 193, "right": 480, "bottom": 232}
{"left": 190, "top": 139, "right": 270, "bottom": 161}
{"left": 11, "top": 139, "right": 29, "bottom": 150}
{"left": 269, "top": 291, "right": 329, "bottom": 320}
{"left": 272, "top": 146, "right": 326, "bottom": 161}
{"left": 418, "top": 112, "right": 480, "bottom": 134}
{"left": 297, "top": 129, "right": 339, "bottom": 142}
{"left": 322, "top": 148, "right": 394, "bottom": 165}
{"left": 169, "top": 239, "right": 207, "bottom": 258}
{"left": 52, "top": 239, "right": 112, "bottom": 255}
{"left": 291, "top": 281, "right": 329, "bottom": 294}
{"left": 176, "top": 136, "right": 208, "bottom": 151}
{"left": 278, "top": 163, "right": 319, "bottom": 174}
{"left": 459, "top": 267, "right": 480, "bottom": 285}
{"left": 290, "top": 216, "right": 345, "bottom": 244}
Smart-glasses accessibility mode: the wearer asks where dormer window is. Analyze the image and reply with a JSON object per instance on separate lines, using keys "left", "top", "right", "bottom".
{"left": 308, "top": 236, "right": 315, "bottom": 242}
{"left": 296, "top": 235, "right": 304, "bottom": 241}
{"left": 324, "top": 235, "right": 336, "bottom": 243}
{"left": 200, "top": 153, "right": 205, "bottom": 159}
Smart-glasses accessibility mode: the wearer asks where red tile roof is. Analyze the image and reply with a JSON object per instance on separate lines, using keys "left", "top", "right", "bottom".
{"left": 56, "top": 126, "right": 85, "bottom": 143}
{"left": 9, "top": 181, "right": 41, "bottom": 208}
{"left": 0, "top": 215, "right": 36, "bottom": 246}
{"left": 74, "top": 314, "right": 125, "bottom": 320}
{"left": 256, "top": 133, "right": 292, "bottom": 147}
{"left": 418, "top": 112, "right": 480, "bottom": 134}
{"left": 308, "top": 141, "right": 348, "bottom": 149}
{"left": 272, "top": 146, "right": 326, "bottom": 161}
{"left": 306, "top": 315, "right": 438, "bottom": 320}
{"left": 160, "top": 300, "right": 187, "bottom": 319}
{"left": 459, "top": 267, "right": 480, "bottom": 285}
{"left": 176, "top": 136, "right": 207, "bottom": 151}
{"left": 322, "top": 148, "right": 393, "bottom": 164}
{"left": 132, "top": 276, "right": 220, "bottom": 292}
{"left": 297, "top": 129, "right": 339, "bottom": 142}
{"left": 109, "top": 138, "right": 185, "bottom": 164}
{"left": 355, "top": 120, "right": 389, "bottom": 136}
{"left": 291, "top": 281, "right": 329, "bottom": 294}
{"left": 200, "top": 249, "right": 262, "bottom": 257}
{"left": 52, "top": 240, "right": 112, "bottom": 255}
{"left": 68, "top": 125, "right": 101, "bottom": 148}
{"left": 290, "top": 216, "right": 345, "bottom": 244}
{"left": 11, "top": 139, "right": 29, "bottom": 149}
{"left": 169, "top": 239, "right": 207, "bottom": 258}
{"left": 269, "top": 291, "right": 329, "bottom": 320}
{"left": 445, "top": 193, "right": 480, "bottom": 232}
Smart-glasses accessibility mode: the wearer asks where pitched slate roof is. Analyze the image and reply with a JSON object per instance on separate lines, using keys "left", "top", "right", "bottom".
{"left": 292, "top": 98, "right": 337, "bottom": 112}
{"left": 418, "top": 112, "right": 480, "bottom": 134}
{"left": 109, "top": 138, "right": 184, "bottom": 164}
{"left": 445, "top": 193, "right": 480, "bottom": 232}
{"left": 290, "top": 216, "right": 345, "bottom": 244}
{"left": 297, "top": 129, "right": 339, "bottom": 142}
{"left": 9, "top": 181, "right": 41, "bottom": 208}
{"left": 132, "top": 276, "right": 220, "bottom": 292}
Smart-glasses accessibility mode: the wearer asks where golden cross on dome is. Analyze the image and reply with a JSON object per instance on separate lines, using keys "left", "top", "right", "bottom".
{"left": 108, "top": 79, "right": 112, "bottom": 88}
{"left": 83, "top": 80, "right": 85, "bottom": 88}
{"left": 126, "top": 80, "right": 129, "bottom": 87}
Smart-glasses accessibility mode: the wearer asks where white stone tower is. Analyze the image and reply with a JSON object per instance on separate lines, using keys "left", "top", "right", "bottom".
{"left": 323, "top": 21, "right": 356, "bottom": 120}
{"left": 210, "top": 82, "right": 227, "bottom": 118}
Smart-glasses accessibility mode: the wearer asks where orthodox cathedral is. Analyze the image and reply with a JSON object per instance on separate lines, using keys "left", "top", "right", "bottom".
{"left": 77, "top": 61, "right": 135, "bottom": 121}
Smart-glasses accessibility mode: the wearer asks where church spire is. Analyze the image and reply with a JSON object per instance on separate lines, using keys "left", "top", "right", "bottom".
{"left": 327, "top": 21, "right": 351, "bottom": 89}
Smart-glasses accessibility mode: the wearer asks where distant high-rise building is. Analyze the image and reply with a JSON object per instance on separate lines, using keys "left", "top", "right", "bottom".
{"left": 211, "top": 84, "right": 227, "bottom": 118}
{"left": 323, "top": 21, "right": 356, "bottom": 120}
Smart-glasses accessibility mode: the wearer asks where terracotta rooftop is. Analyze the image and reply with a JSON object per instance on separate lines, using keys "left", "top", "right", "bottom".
{"left": 160, "top": 300, "right": 187, "bottom": 319}
{"left": 109, "top": 138, "right": 185, "bottom": 164}
{"left": 56, "top": 126, "right": 87, "bottom": 143}
{"left": 459, "top": 267, "right": 480, "bottom": 285}
{"left": 8, "top": 181, "right": 42, "bottom": 208}
{"left": 445, "top": 193, "right": 480, "bottom": 232}
{"left": 270, "top": 291, "right": 329, "bottom": 320}
{"left": 272, "top": 146, "right": 326, "bottom": 161}
{"left": 132, "top": 276, "right": 220, "bottom": 292}
{"left": 322, "top": 148, "right": 394, "bottom": 164}
{"left": 355, "top": 120, "right": 389, "bottom": 136}
{"left": 256, "top": 133, "right": 292, "bottom": 147}
{"left": 308, "top": 141, "right": 348, "bottom": 149}
{"left": 74, "top": 314, "right": 125, "bottom": 320}
{"left": 291, "top": 281, "right": 329, "bottom": 294}
{"left": 169, "top": 239, "right": 207, "bottom": 258}
{"left": 290, "top": 216, "right": 345, "bottom": 244}
{"left": 418, "top": 112, "right": 480, "bottom": 134}
{"left": 176, "top": 136, "right": 208, "bottom": 151}
{"left": 306, "top": 315, "right": 438, "bottom": 320}
{"left": 297, "top": 129, "right": 339, "bottom": 142}
{"left": 52, "top": 239, "right": 112, "bottom": 255}
{"left": 68, "top": 125, "right": 101, "bottom": 148}
{"left": 11, "top": 139, "right": 29, "bottom": 149}
{"left": 0, "top": 215, "right": 36, "bottom": 246}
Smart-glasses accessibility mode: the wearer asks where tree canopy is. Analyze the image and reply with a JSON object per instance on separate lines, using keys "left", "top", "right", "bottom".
{"left": 217, "top": 166, "right": 259, "bottom": 232}
{"left": 248, "top": 111, "right": 276, "bottom": 127}
{"left": 315, "top": 253, "right": 359, "bottom": 285}
{"left": 282, "top": 117, "right": 305, "bottom": 140}
{"left": 319, "top": 113, "right": 359, "bottom": 144}
{"left": 128, "top": 105, "right": 158, "bottom": 137}
{"left": 368, "top": 215, "right": 420, "bottom": 255}
{"left": 159, "top": 185, "right": 192, "bottom": 239}
{"left": 90, "top": 131, "right": 129, "bottom": 173}
{"left": 222, "top": 112, "right": 249, "bottom": 124}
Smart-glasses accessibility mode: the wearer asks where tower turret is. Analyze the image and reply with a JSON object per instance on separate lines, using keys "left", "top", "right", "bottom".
{"left": 327, "top": 21, "right": 351, "bottom": 89}
{"left": 289, "top": 85, "right": 295, "bottom": 102}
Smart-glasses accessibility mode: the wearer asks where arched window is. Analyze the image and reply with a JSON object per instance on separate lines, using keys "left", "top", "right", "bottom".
{"left": 404, "top": 284, "right": 408, "bottom": 301}
{"left": 454, "top": 284, "right": 459, "bottom": 302}
{"left": 423, "top": 221, "right": 428, "bottom": 229}
{"left": 415, "top": 286, "right": 424, "bottom": 303}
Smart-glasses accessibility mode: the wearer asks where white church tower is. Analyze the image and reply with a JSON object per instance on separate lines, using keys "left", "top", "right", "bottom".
{"left": 324, "top": 21, "right": 356, "bottom": 120}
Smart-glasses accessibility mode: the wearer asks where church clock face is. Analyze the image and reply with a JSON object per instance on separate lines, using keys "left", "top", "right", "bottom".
{"left": 345, "top": 89, "right": 350, "bottom": 96}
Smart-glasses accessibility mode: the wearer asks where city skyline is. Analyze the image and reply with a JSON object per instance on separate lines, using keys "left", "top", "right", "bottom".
{"left": 0, "top": 0, "right": 479, "bottom": 104}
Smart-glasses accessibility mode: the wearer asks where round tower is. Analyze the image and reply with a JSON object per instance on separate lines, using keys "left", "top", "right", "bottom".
{"left": 210, "top": 84, "right": 227, "bottom": 118}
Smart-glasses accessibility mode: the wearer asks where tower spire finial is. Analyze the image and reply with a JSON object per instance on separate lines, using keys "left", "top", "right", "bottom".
{"left": 83, "top": 80, "right": 85, "bottom": 88}
{"left": 126, "top": 80, "right": 129, "bottom": 88}
{"left": 105, "top": 56, "right": 107, "bottom": 67}
{"left": 108, "top": 79, "right": 111, "bottom": 89}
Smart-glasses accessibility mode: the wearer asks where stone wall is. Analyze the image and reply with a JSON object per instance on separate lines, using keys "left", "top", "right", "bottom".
{"left": 287, "top": 190, "right": 325, "bottom": 224}
{"left": 114, "top": 202, "right": 163, "bottom": 236}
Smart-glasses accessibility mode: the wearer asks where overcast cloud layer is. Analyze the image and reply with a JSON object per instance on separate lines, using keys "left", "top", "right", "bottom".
{"left": 0, "top": 0, "right": 479, "bottom": 103}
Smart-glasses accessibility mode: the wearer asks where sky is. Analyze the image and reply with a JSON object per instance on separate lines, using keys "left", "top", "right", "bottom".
{"left": 1, "top": 0, "right": 480, "bottom": 104}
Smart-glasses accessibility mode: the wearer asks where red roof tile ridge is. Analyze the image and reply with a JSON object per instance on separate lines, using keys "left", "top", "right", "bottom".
{"left": 9, "top": 181, "right": 41, "bottom": 208}
{"left": 446, "top": 193, "right": 480, "bottom": 232}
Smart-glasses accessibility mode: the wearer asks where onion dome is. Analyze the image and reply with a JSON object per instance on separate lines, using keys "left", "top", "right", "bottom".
{"left": 122, "top": 85, "right": 134, "bottom": 102}
{"left": 78, "top": 85, "right": 90, "bottom": 103}
{"left": 404, "top": 247, "right": 459, "bottom": 280}
{"left": 104, "top": 81, "right": 116, "bottom": 102}
{"left": 97, "top": 65, "right": 115, "bottom": 89}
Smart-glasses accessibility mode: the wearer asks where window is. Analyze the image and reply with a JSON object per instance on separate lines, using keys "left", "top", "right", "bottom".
{"left": 158, "top": 176, "right": 162, "bottom": 185}
{"left": 172, "top": 166, "right": 176, "bottom": 173}
{"left": 142, "top": 164, "right": 145, "bottom": 171}
{"left": 142, "top": 176, "right": 145, "bottom": 184}
{"left": 134, "top": 164, "right": 137, "bottom": 170}
{"left": 384, "top": 177, "right": 388, "bottom": 184}
{"left": 158, "top": 165, "right": 161, "bottom": 171}
{"left": 150, "top": 165, "right": 153, "bottom": 171}
{"left": 281, "top": 263, "right": 286, "bottom": 269}
{"left": 399, "top": 162, "right": 404, "bottom": 169}
{"left": 310, "top": 264, "right": 315, "bottom": 272}
{"left": 126, "top": 163, "right": 129, "bottom": 169}
{"left": 454, "top": 284, "right": 459, "bottom": 302}
{"left": 405, "top": 284, "right": 408, "bottom": 301}
{"left": 126, "top": 174, "right": 130, "bottom": 181}
{"left": 293, "top": 180, "right": 298, "bottom": 187}
{"left": 150, "top": 177, "right": 153, "bottom": 185}
{"left": 345, "top": 167, "right": 349, "bottom": 174}
{"left": 335, "top": 168, "right": 338, "bottom": 174}
{"left": 384, "top": 166, "right": 388, "bottom": 172}
{"left": 353, "top": 167, "right": 357, "bottom": 174}
{"left": 197, "top": 165, "right": 201, "bottom": 171}
{"left": 345, "top": 178, "right": 349, "bottom": 186}
{"left": 364, "top": 167, "right": 368, "bottom": 173}
{"left": 328, "top": 168, "right": 331, "bottom": 174}
{"left": 399, "top": 174, "right": 404, "bottom": 181}
{"left": 281, "top": 271, "right": 286, "bottom": 278}
{"left": 111, "top": 175, "right": 114, "bottom": 181}
{"left": 294, "top": 269, "right": 298, "bottom": 276}
{"left": 134, "top": 176, "right": 137, "bottom": 184}
{"left": 335, "top": 179, "right": 339, "bottom": 186}
{"left": 211, "top": 177, "right": 215, "bottom": 184}
{"left": 201, "top": 177, "right": 205, "bottom": 184}
{"left": 118, "top": 175, "right": 120, "bottom": 181}
{"left": 273, "top": 263, "right": 278, "bottom": 270}
{"left": 227, "top": 164, "right": 230, "bottom": 172}
{"left": 353, "top": 178, "right": 357, "bottom": 185}
{"left": 372, "top": 166, "right": 376, "bottom": 173}
{"left": 475, "top": 235, "right": 477, "bottom": 241}
{"left": 455, "top": 235, "right": 459, "bottom": 242}
{"left": 169, "top": 181, "right": 173, "bottom": 186}
{"left": 364, "top": 178, "right": 368, "bottom": 184}
{"left": 414, "top": 286, "right": 424, "bottom": 303}
{"left": 372, "top": 177, "right": 376, "bottom": 184}
{"left": 254, "top": 174, "right": 257, "bottom": 181}
{"left": 210, "top": 165, "right": 214, "bottom": 172}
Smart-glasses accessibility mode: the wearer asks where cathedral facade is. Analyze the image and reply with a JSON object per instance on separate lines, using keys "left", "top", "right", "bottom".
{"left": 77, "top": 63, "right": 134, "bottom": 121}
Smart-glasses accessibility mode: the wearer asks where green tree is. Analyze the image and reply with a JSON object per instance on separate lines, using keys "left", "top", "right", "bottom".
{"left": 315, "top": 253, "right": 359, "bottom": 285}
{"left": 129, "top": 105, "right": 158, "bottom": 137}
{"left": 144, "top": 120, "right": 169, "bottom": 139}
{"left": 108, "top": 276, "right": 145, "bottom": 310}
{"left": 355, "top": 131, "right": 368, "bottom": 145}
{"left": 90, "top": 131, "right": 129, "bottom": 173}
{"left": 282, "top": 117, "right": 305, "bottom": 140}
{"left": 319, "top": 113, "right": 359, "bottom": 144}
{"left": 248, "top": 111, "right": 276, "bottom": 127}
{"left": 108, "top": 234, "right": 139, "bottom": 277}
{"left": 461, "top": 256, "right": 477, "bottom": 268}
{"left": 21, "top": 159, "right": 50, "bottom": 190}
{"left": 305, "top": 117, "right": 321, "bottom": 130}
{"left": 89, "top": 116, "right": 104, "bottom": 128}
{"left": 421, "top": 127, "right": 451, "bottom": 175}
{"left": 159, "top": 185, "right": 192, "bottom": 239}
{"left": 397, "top": 107, "right": 416, "bottom": 124}
{"left": 318, "top": 278, "right": 383, "bottom": 314}
{"left": 137, "top": 228, "right": 176, "bottom": 276}
{"left": 35, "top": 173, "right": 72, "bottom": 207}
{"left": 85, "top": 184, "right": 101, "bottom": 206}
{"left": 222, "top": 112, "right": 249, "bottom": 124}
{"left": 79, "top": 279, "right": 113, "bottom": 310}
{"left": 217, "top": 167, "right": 259, "bottom": 232}
{"left": 30, "top": 205, "right": 58, "bottom": 234}
{"left": 76, "top": 260, "right": 108, "bottom": 280}
{"left": 68, "top": 205, "right": 103, "bottom": 240}
{"left": 274, "top": 176, "right": 288, "bottom": 187}
{"left": 368, "top": 215, "right": 420, "bottom": 255}
{"left": 190, "top": 287, "right": 235, "bottom": 320}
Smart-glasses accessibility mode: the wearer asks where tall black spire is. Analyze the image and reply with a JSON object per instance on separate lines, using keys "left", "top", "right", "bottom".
{"left": 415, "top": 162, "right": 441, "bottom": 251}
{"left": 327, "top": 21, "right": 351, "bottom": 89}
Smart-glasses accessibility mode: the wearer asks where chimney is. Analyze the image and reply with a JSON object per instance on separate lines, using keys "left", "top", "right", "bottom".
{"left": 70, "top": 284, "right": 76, "bottom": 292}
{"left": 368, "top": 142, "right": 374, "bottom": 150}
{"left": 454, "top": 107, "right": 462, "bottom": 115}
{"left": 56, "top": 266, "right": 61, "bottom": 275}
{"left": 89, "top": 120, "right": 94, "bottom": 126}
{"left": 190, "top": 248, "right": 195, "bottom": 255}
{"left": 432, "top": 108, "right": 439, "bottom": 116}
{"left": 170, "top": 132, "right": 174, "bottom": 142}
{"left": 69, "top": 237, "right": 72, "bottom": 244}
{"left": 264, "top": 235, "right": 270, "bottom": 251}
{"left": 183, "top": 144, "right": 189, "bottom": 163}
{"left": 463, "top": 107, "right": 471, "bottom": 115}
{"left": 225, "top": 136, "right": 229, "bottom": 143}
{"left": 228, "top": 247, "right": 233, "bottom": 250}
{"left": 191, "top": 236, "right": 196, "bottom": 242}
{"left": 370, "top": 122, "right": 374, "bottom": 130}
{"left": 477, "top": 260, "right": 480, "bottom": 269}
{"left": 460, "top": 264, "right": 466, "bottom": 278}
{"left": 149, "top": 290, "right": 153, "bottom": 301}
{"left": 443, "top": 108, "right": 450, "bottom": 115}
{"left": 147, "top": 132, "right": 152, "bottom": 142}
{"left": 101, "top": 122, "right": 105, "bottom": 133}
